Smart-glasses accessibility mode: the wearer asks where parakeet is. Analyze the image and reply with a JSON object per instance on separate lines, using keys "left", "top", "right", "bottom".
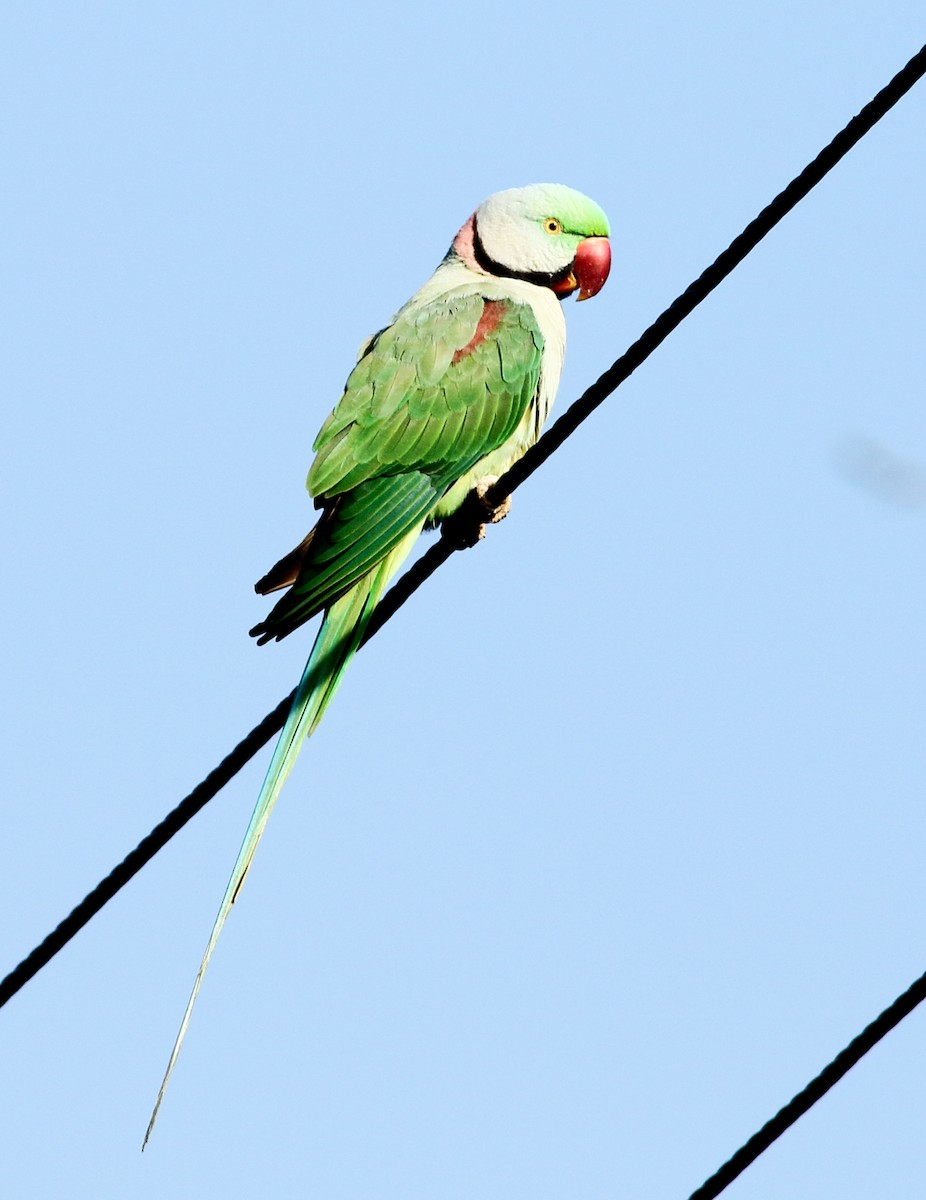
{"left": 145, "top": 183, "right": 610, "bottom": 1143}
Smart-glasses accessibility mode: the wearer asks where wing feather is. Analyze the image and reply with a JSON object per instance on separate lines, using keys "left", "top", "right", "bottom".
{"left": 255, "top": 289, "right": 544, "bottom": 642}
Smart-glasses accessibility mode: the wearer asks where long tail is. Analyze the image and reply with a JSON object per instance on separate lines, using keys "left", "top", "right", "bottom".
{"left": 143, "top": 530, "right": 419, "bottom": 1147}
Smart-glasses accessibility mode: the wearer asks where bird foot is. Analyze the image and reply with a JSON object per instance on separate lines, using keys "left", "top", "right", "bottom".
{"left": 441, "top": 476, "right": 513, "bottom": 550}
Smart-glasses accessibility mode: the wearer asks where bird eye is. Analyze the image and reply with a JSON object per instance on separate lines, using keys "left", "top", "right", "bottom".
{"left": 543, "top": 218, "right": 563, "bottom": 235}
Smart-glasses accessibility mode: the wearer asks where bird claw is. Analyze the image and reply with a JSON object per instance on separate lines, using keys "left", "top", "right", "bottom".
{"left": 441, "top": 476, "right": 512, "bottom": 549}
{"left": 474, "top": 476, "right": 513, "bottom": 525}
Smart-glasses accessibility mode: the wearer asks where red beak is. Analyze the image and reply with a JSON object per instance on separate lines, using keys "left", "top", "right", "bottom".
{"left": 550, "top": 236, "right": 611, "bottom": 301}
{"left": 573, "top": 236, "right": 611, "bottom": 301}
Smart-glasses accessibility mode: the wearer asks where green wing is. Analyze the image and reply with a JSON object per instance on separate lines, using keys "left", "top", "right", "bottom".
{"left": 253, "top": 291, "right": 543, "bottom": 642}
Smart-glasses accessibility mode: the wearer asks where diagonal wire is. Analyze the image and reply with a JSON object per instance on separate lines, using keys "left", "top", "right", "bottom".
{"left": 687, "top": 965, "right": 926, "bottom": 1199}
{"left": 364, "top": 41, "right": 926, "bottom": 639}
{"left": 0, "top": 693, "right": 296, "bottom": 1009}
{"left": 0, "top": 73, "right": 923, "bottom": 1200}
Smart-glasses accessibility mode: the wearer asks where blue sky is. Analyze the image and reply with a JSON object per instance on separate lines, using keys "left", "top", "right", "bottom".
{"left": 2, "top": 4, "right": 925, "bottom": 1197}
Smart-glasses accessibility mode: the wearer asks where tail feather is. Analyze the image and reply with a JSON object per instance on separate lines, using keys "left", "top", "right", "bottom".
{"left": 143, "top": 528, "right": 420, "bottom": 1148}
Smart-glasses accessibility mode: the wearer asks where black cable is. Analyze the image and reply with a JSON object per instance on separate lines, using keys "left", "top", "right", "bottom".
{"left": 490, "top": 43, "right": 926, "bottom": 505}
{"left": 0, "top": 60, "right": 923, "bottom": 1194}
{"left": 687, "top": 966, "right": 926, "bottom": 1199}
{"left": 0, "top": 692, "right": 294, "bottom": 1008}
{"left": 362, "top": 41, "right": 926, "bottom": 638}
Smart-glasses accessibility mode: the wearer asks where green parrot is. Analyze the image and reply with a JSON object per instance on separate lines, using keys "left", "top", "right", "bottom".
{"left": 145, "top": 183, "right": 610, "bottom": 1143}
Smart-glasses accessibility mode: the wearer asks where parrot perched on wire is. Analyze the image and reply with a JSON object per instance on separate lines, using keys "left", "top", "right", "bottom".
{"left": 145, "top": 182, "right": 610, "bottom": 1143}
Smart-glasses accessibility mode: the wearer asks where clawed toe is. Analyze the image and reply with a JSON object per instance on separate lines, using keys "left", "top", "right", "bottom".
{"left": 473, "top": 476, "right": 512, "bottom": 525}
{"left": 441, "top": 476, "right": 514, "bottom": 550}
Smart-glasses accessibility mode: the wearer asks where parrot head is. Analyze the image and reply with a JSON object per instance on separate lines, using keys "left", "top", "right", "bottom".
{"left": 454, "top": 183, "right": 611, "bottom": 301}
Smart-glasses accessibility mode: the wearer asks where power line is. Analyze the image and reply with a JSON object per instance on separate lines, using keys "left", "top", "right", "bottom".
{"left": 2, "top": 36, "right": 924, "bottom": 1010}
{"left": 688, "top": 965, "right": 926, "bottom": 1199}
{"left": 0, "top": 692, "right": 295, "bottom": 1010}
{"left": 358, "top": 40, "right": 926, "bottom": 640}
{"left": 2, "top": 39, "right": 925, "bottom": 1192}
